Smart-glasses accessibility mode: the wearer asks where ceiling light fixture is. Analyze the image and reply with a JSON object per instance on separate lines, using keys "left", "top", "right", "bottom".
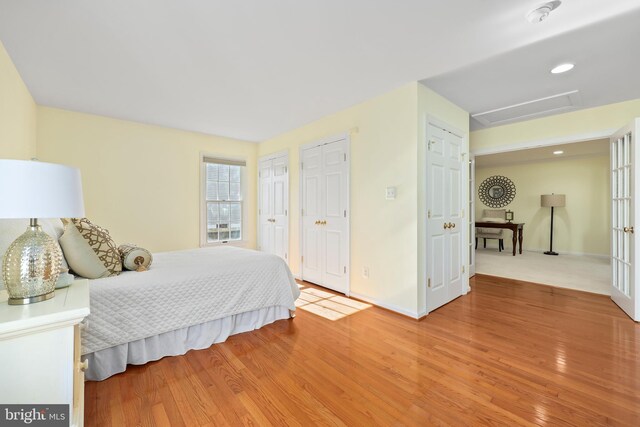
{"left": 551, "top": 63, "right": 574, "bottom": 74}
{"left": 527, "top": 1, "right": 562, "bottom": 23}
{"left": 553, "top": 150, "right": 564, "bottom": 155}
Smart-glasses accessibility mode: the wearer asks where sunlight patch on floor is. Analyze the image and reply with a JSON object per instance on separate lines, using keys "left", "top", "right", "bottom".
{"left": 296, "top": 288, "right": 371, "bottom": 320}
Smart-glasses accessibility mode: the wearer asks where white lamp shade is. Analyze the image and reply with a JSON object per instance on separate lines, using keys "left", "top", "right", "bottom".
{"left": 0, "top": 160, "right": 85, "bottom": 218}
{"left": 541, "top": 194, "right": 566, "bottom": 208}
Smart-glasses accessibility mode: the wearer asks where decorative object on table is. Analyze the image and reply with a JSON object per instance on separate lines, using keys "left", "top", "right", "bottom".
{"left": 118, "top": 244, "right": 153, "bottom": 272}
{"left": 505, "top": 210, "right": 514, "bottom": 223}
{"left": 478, "top": 175, "right": 516, "bottom": 208}
{"left": 59, "top": 218, "right": 122, "bottom": 279}
{"left": 541, "top": 193, "right": 566, "bottom": 256}
{"left": 0, "top": 160, "right": 84, "bottom": 305}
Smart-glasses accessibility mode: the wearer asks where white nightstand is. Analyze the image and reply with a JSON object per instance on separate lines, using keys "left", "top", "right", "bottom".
{"left": 0, "top": 279, "right": 90, "bottom": 427}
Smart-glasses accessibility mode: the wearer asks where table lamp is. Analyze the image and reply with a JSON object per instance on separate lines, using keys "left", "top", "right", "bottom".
{"left": 541, "top": 193, "right": 565, "bottom": 256}
{"left": 0, "top": 160, "right": 84, "bottom": 304}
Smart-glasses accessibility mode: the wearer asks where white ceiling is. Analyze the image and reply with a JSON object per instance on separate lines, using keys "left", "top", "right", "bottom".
{"left": 475, "top": 139, "right": 609, "bottom": 168}
{"left": 1, "top": 1, "right": 639, "bottom": 141}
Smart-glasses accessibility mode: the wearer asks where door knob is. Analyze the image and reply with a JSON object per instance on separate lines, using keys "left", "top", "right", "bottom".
{"left": 321, "top": 220, "right": 327, "bottom": 225}
{"left": 315, "top": 220, "right": 320, "bottom": 225}
{"left": 450, "top": 223, "right": 456, "bottom": 229}
{"left": 624, "top": 226, "right": 635, "bottom": 233}
{"left": 443, "top": 223, "right": 449, "bottom": 229}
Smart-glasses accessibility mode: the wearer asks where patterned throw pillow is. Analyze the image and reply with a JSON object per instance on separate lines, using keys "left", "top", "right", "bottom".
{"left": 118, "top": 244, "right": 153, "bottom": 272}
{"left": 59, "top": 218, "right": 122, "bottom": 279}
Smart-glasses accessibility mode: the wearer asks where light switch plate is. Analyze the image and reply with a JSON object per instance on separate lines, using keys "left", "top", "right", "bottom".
{"left": 385, "top": 186, "right": 396, "bottom": 200}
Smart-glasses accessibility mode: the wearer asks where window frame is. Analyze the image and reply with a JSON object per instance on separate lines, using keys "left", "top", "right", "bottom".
{"left": 200, "top": 153, "right": 248, "bottom": 247}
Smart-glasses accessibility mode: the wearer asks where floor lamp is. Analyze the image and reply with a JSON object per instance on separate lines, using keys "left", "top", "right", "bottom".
{"left": 541, "top": 194, "right": 565, "bottom": 256}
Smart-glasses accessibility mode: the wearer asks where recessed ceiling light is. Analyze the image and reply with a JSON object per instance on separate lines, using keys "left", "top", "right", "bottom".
{"left": 527, "top": 1, "right": 562, "bottom": 23}
{"left": 551, "top": 63, "right": 574, "bottom": 74}
{"left": 553, "top": 150, "right": 564, "bottom": 155}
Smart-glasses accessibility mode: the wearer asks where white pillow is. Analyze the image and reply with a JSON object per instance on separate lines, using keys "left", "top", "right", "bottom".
{"left": 0, "top": 219, "right": 69, "bottom": 289}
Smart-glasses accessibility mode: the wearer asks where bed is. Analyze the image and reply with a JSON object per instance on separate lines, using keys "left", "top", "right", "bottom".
{"left": 81, "top": 246, "right": 300, "bottom": 381}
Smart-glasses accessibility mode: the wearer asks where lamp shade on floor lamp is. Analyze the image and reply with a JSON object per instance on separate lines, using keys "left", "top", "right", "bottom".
{"left": 541, "top": 194, "right": 565, "bottom": 256}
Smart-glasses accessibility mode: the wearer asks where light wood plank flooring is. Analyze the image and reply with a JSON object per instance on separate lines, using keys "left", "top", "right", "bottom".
{"left": 85, "top": 275, "right": 640, "bottom": 426}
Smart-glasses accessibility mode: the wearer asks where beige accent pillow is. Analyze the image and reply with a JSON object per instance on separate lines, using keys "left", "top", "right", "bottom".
{"left": 118, "top": 244, "right": 153, "bottom": 272}
{"left": 59, "top": 218, "right": 122, "bottom": 279}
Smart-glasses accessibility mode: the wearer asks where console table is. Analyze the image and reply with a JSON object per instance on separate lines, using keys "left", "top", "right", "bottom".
{"left": 475, "top": 222, "right": 524, "bottom": 256}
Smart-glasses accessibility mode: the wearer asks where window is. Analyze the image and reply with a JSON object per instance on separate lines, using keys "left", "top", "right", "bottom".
{"left": 202, "top": 156, "right": 245, "bottom": 244}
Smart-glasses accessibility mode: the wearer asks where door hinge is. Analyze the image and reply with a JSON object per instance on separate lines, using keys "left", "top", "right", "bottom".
{"left": 285, "top": 253, "right": 287, "bottom": 259}
{"left": 285, "top": 166, "right": 288, "bottom": 173}
{"left": 301, "top": 163, "right": 304, "bottom": 170}
{"left": 428, "top": 210, "right": 431, "bottom": 219}
{"left": 462, "top": 265, "right": 465, "bottom": 273}
{"left": 344, "top": 210, "right": 347, "bottom": 218}
{"left": 259, "top": 208, "right": 261, "bottom": 215}
{"left": 344, "top": 266, "right": 346, "bottom": 273}
{"left": 344, "top": 153, "right": 347, "bottom": 162}
{"left": 301, "top": 256, "right": 304, "bottom": 264}
{"left": 285, "top": 209, "right": 288, "bottom": 216}
{"left": 258, "top": 171, "right": 261, "bottom": 178}
{"left": 428, "top": 278, "right": 431, "bottom": 288}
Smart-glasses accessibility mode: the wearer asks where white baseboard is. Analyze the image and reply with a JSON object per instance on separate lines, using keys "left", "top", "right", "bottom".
{"left": 349, "top": 292, "right": 420, "bottom": 319}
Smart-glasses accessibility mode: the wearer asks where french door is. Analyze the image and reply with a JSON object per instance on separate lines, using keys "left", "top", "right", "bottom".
{"left": 300, "top": 137, "right": 350, "bottom": 294}
{"left": 258, "top": 152, "right": 289, "bottom": 262}
{"left": 426, "top": 121, "right": 467, "bottom": 313}
{"left": 611, "top": 119, "right": 640, "bottom": 321}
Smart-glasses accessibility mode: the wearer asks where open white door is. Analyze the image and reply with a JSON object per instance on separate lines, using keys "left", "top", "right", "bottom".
{"left": 426, "top": 121, "right": 466, "bottom": 312}
{"left": 611, "top": 119, "right": 640, "bottom": 321}
{"left": 469, "top": 154, "right": 476, "bottom": 278}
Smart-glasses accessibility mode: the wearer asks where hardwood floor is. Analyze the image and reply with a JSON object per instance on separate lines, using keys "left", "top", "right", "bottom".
{"left": 85, "top": 275, "right": 640, "bottom": 426}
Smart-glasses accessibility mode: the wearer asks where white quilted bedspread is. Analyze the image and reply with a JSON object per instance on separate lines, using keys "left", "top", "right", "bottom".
{"left": 82, "top": 246, "right": 299, "bottom": 354}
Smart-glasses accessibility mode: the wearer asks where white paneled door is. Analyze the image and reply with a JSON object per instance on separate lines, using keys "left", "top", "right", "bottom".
{"left": 611, "top": 119, "right": 640, "bottom": 322}
{"left": 426, "top": 121, "right": 466, "bottom": 313}
{"left": 301, "top": 137, "right": 349, "bottom": 294}
{"left": 258, "top": 153, "right": 289, "bottom": 262}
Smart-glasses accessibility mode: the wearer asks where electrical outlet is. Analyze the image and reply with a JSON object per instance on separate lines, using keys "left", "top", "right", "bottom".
{"left": 362, "top": 267, "right": 370, "bottom": 278}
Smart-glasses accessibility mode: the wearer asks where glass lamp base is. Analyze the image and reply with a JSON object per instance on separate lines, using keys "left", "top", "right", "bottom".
{"left": 2, "top": 220, "right": 62, "bottom": 305}
{"left": 8, "top": 290, "right": 55, "bottom": 305}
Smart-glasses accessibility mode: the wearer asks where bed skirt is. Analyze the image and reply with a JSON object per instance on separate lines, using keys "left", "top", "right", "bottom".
{"left": 83, "top": 306, "right": 291, "bottom": 381}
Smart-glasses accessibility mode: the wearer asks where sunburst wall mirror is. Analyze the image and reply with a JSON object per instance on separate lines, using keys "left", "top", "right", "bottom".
{"left": 478, "top": 175, "right": 516, "bottom": 208}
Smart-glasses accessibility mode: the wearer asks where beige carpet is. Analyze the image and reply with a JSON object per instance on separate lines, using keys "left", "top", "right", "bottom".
{"left": 474, "top": 249, "right": 610, "bottom": 295}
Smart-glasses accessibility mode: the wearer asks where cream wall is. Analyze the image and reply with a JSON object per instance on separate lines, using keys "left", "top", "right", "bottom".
{"left": 471, "top": 99, "right": 640, "bottom": 152}
{"left": 259, "top": 83, "right": 468, "bottom": 317}
{"left": 259, "top": 83, "right": 420, "bottom": 315}
{"left": 0, "top": 40, "right": 36, "bottom": 159}
{"left": 417, "top": 83, "right": 470, "bottom": 315}
{"left": 475, "top": 154, "right": 610, "bottom": 256}
{"left": 36, "top": 107, "right": 258, "bottom": 253}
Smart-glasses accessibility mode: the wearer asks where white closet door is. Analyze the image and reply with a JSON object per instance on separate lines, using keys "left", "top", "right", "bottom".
{"left": 301, "top": 146, "right": 323, "bottom": 285}
{"left": 321, "top": 139, "right": 349, "bottom": 294}
{"left": 301, "top": 137, "right": 350, "bottom": 294}
{"left": 258, "top": 159, "right": 273, "bottom": 253}
{"left": 426, "top": 123, "right": 464, "bottom": 313}
{"left": 272, "top": 155, "right": 289, "bottom": 261}
{"left": 258, "top": 154, "right": 289, "bottom": 262}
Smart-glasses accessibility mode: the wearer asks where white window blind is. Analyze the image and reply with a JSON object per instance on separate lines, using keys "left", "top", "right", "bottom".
{"left": 203, "top": 157, "right": 245, "bottom": 243}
